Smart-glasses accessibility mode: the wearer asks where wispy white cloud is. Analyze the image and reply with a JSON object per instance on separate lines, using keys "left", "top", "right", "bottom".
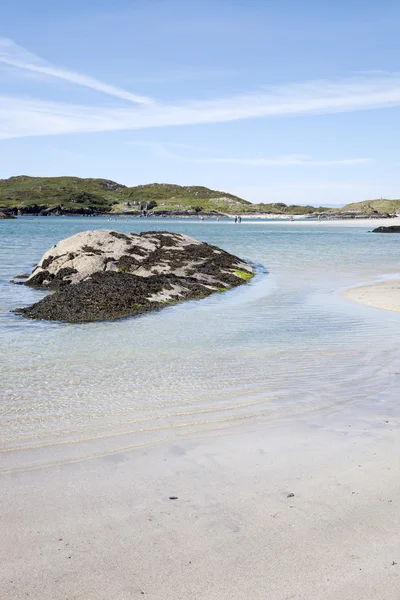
{"left": 2, "top": 39, "right": 400, "bottom": 139}
{"left": 124, "top": 67, "right": 237, "bottom": 84}
{"left": 0, "top": 38, "right": 153, "bottom": 105}
{"left": 128, "top": 141, "right": 370, "bottom": 166}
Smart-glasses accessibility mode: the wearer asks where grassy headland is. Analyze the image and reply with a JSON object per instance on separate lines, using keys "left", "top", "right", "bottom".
{"left": 0, "top": 175, "right": 398, "bottom": 216}
{"left": 0, "top": 176, "right": 250, "bottom": 214}
{"left": 341, "top": 198, "right": 400, "bottom": 214}
{"left": 0, "top": 176, "right": 330, "bottom": 215}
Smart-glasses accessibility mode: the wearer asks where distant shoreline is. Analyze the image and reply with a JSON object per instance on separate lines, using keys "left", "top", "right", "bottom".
{"left": 3, "top": 211, "right": 400, "bottom": 222}
{"left": 2, "top": 177, "right": 400, "bottom": 220}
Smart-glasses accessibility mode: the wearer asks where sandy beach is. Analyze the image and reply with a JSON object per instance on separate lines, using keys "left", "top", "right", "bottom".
{"left": 2, "top": 216, "right": 400, "bottom": 600}
{"left": 3, "top": 0, "right": 400, "bottom": 595}
{"left": 344, "top": 279, "right": 400, "bottom": 312}
{"left": 2, "top": 402, "right": 400, "bottom": 600}
{"left": 238, "top": 216, "right": 400, "bottom": 227}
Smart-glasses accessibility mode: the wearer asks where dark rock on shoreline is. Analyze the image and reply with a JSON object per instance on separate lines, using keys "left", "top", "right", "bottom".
{"left": 0, "top": 210, "right": 16, "bottom": 219}
{"left": 372, "top": 225, "right": 400, "bottom": 233}
{"left": 13, "top": 230, "right": 254, "bottom": 322}
{"left": 2, "top": 205, "right": 227, "bottom": 218}
{"left": 2, "top": 205, "right": 106, "bottom": 217}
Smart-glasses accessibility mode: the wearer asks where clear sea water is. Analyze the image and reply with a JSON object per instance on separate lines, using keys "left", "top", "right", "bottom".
{"left": 1, "top": 217, "right": 399, "bottom": 470}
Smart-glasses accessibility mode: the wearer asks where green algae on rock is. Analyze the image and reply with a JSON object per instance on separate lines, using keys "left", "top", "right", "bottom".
{"left": 234, "top": 269, "right": 255, "bottom": 281}
{"left": 13, "top": 230, "right": 255, "bottom": 322}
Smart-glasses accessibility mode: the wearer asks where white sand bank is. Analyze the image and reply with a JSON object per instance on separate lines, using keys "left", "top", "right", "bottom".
{"left": 237, "top": 216, "right": 400, "bottom": 227}
{"left": 344, "top": 279, "right": 400, "bottom": 312}
{"left": 1, "top": 404, "right": 400, "bottom": 600}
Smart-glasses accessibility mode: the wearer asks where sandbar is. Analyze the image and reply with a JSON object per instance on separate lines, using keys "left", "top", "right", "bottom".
{"left": 344, "top": 279, "right": 400, "bottom": 312}
{"left": 235, "top": 216, "right": 400, "bottom": 228}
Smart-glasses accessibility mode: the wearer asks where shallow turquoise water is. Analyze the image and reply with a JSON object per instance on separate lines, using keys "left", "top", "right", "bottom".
{"left": 1, "top": 217, "right": 399, "bottom": 468}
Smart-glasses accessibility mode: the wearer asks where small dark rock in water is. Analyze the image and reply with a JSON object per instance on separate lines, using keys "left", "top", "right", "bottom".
{"left": 372, "top": 225, "right": 400, "bottom": 233}
{"left": 169, "top": 496, "right": 178, "bottom": 500}
{"left": 13, "top": 230, "right": 255, "bottom": 323}
{"left": 287, "top": 493, "right": 295, "bottom": 498}
{"left": 10, "top": 273, "right": 31, "bottom": 285}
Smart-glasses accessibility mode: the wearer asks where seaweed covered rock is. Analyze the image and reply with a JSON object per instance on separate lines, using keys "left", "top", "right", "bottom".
{"left": 14, "top": 230, "right": 254, "bottom": 322}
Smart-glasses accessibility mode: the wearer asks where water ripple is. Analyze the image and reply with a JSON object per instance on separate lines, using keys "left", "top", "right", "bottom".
{"left": 1, "top": 217, "right": 399, "bottom": 469}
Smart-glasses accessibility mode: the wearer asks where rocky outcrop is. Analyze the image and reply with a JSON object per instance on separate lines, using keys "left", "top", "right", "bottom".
{"left": 37, "top": 206, "right": 102, "bottom": 216}
{"left": 0, "top": 210, "right": 15, "bottom": 219}
{"left": 372, "top": 225, "right": 400, "bottom": 233}
{"left": 13, "top": 230, "right": 254, "bottom": 322}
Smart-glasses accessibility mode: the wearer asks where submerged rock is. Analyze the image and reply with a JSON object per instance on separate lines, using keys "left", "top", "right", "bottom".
{"left": 14, "top": 230, "right": 254, "bottom": 322}
{"left": 372, "top": 225, "right": 400, "bottom": 233}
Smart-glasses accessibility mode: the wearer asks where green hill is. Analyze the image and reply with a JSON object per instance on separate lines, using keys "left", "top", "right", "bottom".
{"left": 0, "top": 176, "right": 331, "bottom": 214}
{"left": 0, "top": 176, "right": 123, "bottom": 212}
{"left": 0, "top": 176, "right": 251, "bottom": 214}
{"left": 342, "top": 198, "right": 400, "bottom": 214}
{"left": 245, "top": 202, "right": 331, "bottom": 215}
{"left": 123, "top": 183, "right": 251, "bottom": 213}
{"left": 2, "top": 175, "right": 395, "bottom": 216}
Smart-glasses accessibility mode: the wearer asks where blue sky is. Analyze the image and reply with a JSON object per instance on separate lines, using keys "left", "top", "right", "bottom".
{"left": 1, "top": 0, "right": 400, "bottom": 205}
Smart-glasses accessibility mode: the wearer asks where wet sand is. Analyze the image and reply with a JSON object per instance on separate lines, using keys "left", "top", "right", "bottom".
{"left": 345, "top": 279, "right": 400, "bottom": 312}
{"left": 1, "top": 403, "right": 400, "bottom": 600}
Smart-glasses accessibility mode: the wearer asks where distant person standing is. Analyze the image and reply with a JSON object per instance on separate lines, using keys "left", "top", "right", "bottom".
{"left": 234, "top": 216, "right": 238, "bottom": 223}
